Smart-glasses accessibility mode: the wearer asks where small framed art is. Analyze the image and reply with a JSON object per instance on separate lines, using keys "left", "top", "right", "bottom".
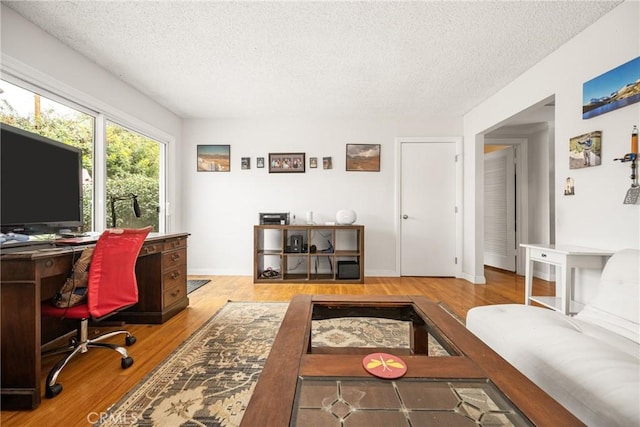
{"left": 564, "top": 177, "right": 575, "bottom": 196}
{"left": 569, "top": 131, "right": 602, "bottom": 169}
{"left": 197, "top": 145, "right": 230, "bottom": 172}
{"left": 241, "top": 157, "right": 250, "bottom": 170}
{"left": 323, "top": 157, "right": 332, "bottom": 169}
{"left": 257, "top": 157, "right": 265, "bottom": 168}
{"left": 269, "top": 153, "right": 305, "bottom": 173}
{"left": 346, "top": 144, "right": 380, "bottom": 171}
{"left": 310, "top": 157, "right": 318, "bottom": 168}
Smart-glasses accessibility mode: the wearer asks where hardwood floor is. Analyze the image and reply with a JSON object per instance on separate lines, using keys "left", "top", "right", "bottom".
{"left": 1, "top": 269, "right": 554, "bottom": 427}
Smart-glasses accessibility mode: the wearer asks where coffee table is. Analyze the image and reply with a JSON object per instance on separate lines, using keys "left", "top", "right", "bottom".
{"left": 241, "top": 295, "right": 584, "bottom": 426}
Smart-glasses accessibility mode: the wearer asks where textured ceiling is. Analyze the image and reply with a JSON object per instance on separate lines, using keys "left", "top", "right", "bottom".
{"left": 3, "top": 1, "right": 622, "bottom": 119}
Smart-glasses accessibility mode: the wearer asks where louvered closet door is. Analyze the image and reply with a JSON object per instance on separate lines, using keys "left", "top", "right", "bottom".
{"left": 484, "top": 147, "right": 516, "bottom": 271}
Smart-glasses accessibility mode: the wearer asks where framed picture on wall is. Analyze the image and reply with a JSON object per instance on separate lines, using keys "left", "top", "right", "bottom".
{"left": 564, "top": 177, "right": 575, "bottom": 195}
{"left": 241, "top": 157, "right": 250, "bottom": 170}
{"left": 268, "top": 152, "right": 305, "bottom": 173}
{"left": 257, "top": 157, "right": 265, "bottom": 168}
{"left": 569, "top": 131, "right": 602, "bottom": 169}
{"left": 323, "top": 157, "right": 332, "bottom": 169}
{"left": 346, "top": 143, "right": 381, "bottom": 171}
{"left": 310, "top": 157, "right": 318, "bottom": 168}
{"left": 197, "top": 145, "right": 230, "bottom": 172}
{"left": 583, "top": 56, "right": 640, "bottom": 119}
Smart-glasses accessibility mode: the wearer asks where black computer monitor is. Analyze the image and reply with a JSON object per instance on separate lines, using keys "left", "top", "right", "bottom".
{"left": 1, "top": 123, "right": 83, "bottom": 234}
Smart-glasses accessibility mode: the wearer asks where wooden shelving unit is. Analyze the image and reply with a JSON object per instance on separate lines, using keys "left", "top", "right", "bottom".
{"left": 254, "top": 224, "right": 364, "bottom": 284}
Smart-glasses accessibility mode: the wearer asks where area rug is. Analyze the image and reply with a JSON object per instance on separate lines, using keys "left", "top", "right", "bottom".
{"left": 97, "top": 301, "right": 455, "bottom": 427}
{"left": 97, "top": 302, "right": 287, "bottom": 427}
{"left": 186, "top": 279, "right": 211, "bottom": 294}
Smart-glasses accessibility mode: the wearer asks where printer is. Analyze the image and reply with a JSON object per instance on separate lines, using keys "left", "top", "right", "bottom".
{"left": 259, "top": 212, "right": 290, "bottom": 225}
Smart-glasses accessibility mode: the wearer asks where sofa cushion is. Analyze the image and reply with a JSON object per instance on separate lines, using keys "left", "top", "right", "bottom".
{"left": 574, "top": 248, "right": 640, "bottom": 343}
{"left": 467, "top": 304, "right": 640, "bottom": 427}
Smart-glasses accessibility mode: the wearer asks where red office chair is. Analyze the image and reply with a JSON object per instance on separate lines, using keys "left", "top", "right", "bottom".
{"left": 41, "top": 226, "right": 152, "bottom": 398}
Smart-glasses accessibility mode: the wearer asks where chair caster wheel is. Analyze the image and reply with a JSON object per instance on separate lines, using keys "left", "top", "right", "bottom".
{"left": 121, "top": 356, "right": 134, "bottom": 369}
{"left": 45, "top": 383, "right": 63, "bottom": 398}
{"left": 125, "top": 335, "right": 136, "bottom": 346}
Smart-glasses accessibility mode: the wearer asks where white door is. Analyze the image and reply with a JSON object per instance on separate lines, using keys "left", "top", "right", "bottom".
{"left": 400, "top": 141, "right": 456, "bottom": 276}
{"left": 484, "top": 147, "right": 516, "bottom": 271}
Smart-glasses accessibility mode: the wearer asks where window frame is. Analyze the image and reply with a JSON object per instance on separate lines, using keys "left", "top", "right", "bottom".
{"left": 1, "top": 67, "right": 171, "bottom": 233}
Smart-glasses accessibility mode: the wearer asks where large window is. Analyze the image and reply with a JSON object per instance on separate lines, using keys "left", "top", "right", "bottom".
{"left": 0, "top": 80, "right": 94, "bottom": 231}
{"left": 106, "top": 122, "right": 161, "bottom": 230}
{"left": 1, "top": 79, "right": 164, "bottom": 233}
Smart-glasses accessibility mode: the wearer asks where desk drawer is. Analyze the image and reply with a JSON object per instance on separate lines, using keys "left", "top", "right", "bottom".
{"left": 164, "top": 237, "right": 187, "bottom": 252}
{"left": 140, "top": 242, "right": 162, "bottom": 256}
{"left": 163, "top": 276, "right": 186, "bottom": 309}
{"left": 529, "top": 248, "right": 564, "bottom": 264}
{"left": 163, "top": 248, "right": 186, "bottom": 270}
{"left": 163, "top": 265, "right": 186, "bottom": 291}
{"left": 36, "top": 258, "right": 72, "bottom": 277}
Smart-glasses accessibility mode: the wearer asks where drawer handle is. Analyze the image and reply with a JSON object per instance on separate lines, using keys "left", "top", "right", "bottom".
{"left": 45, "top": 260, "right": 54, "bottom": 268}
{"left": 171, "top": 289, "right": 181, "bottom": 297}
{"left": 541, "top": 253, "right": 547, "bottom": 258}
{"left": 171, "top": 271, "right": 181, "bottom": 280}
{"left": 171, "top": 253, "right": 181, "bottom": 261}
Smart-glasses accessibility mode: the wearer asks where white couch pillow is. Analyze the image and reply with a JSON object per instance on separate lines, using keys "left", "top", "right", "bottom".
{"left": 574, "top": 248, "right": 639, "bottom": 342}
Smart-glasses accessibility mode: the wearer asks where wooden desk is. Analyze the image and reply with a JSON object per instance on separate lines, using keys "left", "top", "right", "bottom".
{"left": 242, "top": 295, "right": 583, "bottom": 426}
{"left": 0, "top": 232, "right": 189, "bottom": 410}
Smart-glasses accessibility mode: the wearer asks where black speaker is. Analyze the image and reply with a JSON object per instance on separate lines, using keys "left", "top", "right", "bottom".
{"left": 337, "top": 261, "right": 359, "bottom": 279}
{"left": 290, "top": 234, "right": 303, "bottom": 253}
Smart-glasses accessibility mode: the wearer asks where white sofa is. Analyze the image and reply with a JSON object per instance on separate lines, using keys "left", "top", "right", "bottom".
{"left": 466, "top": 249, "right": 639, "bottom": 427}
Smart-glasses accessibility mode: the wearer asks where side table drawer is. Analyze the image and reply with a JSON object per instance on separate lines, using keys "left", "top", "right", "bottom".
{"left": 529, "top": 248, "right": 564, "bottom": 264}
{"left": 163, "top": 248, "right": 186, "bottom": 269}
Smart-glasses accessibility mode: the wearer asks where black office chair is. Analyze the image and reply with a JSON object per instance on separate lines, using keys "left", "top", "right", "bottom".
{"left": 41, "top": 226, "right": 151, "bottom": 398}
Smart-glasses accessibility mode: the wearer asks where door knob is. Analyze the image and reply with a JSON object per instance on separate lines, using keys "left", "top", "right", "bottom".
{"left": 402, "top": 215, "right": 408, "bottom": 219}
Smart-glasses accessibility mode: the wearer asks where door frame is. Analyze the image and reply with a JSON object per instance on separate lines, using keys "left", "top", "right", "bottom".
{"left": 394, "top": 137, "right": 464, "bottom": 277}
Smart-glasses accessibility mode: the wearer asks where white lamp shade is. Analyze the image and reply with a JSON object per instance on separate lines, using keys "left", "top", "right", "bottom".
{"left": 336, "top": 209, "right": 357, "bottom": 225}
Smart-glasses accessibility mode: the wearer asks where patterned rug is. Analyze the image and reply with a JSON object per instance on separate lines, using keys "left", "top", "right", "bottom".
{"left": 97, "top": 301, "right": 456, "bottom": 426}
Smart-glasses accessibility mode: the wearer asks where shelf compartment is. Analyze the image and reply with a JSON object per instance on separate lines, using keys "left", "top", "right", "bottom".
{"left": 255, "top": 226, "right": 284, "bottom": 281}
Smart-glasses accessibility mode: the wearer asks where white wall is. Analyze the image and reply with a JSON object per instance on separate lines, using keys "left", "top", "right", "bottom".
{"left": 527, "top": 125, "right": 554, "bottom": 280}
{"left": 464, "top": 1, "right": 640, "bottom": 283}
{"left": 182, "top": 117, "right": 461, "bottom": 275}
{"left": 0, "top": 5, "right": 183, "bottom": 231}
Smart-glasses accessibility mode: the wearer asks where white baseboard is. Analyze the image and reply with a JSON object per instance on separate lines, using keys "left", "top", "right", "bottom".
{"left": 365, "top": 269, "right": 397, "bottom": 277}
{"left": 461, "top": 272, "right": 486, "bottom": 284}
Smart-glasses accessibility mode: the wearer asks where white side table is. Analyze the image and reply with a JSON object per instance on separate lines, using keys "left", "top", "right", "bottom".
{"left": 520, "top": 243, "right": 613, "bottom": 315}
